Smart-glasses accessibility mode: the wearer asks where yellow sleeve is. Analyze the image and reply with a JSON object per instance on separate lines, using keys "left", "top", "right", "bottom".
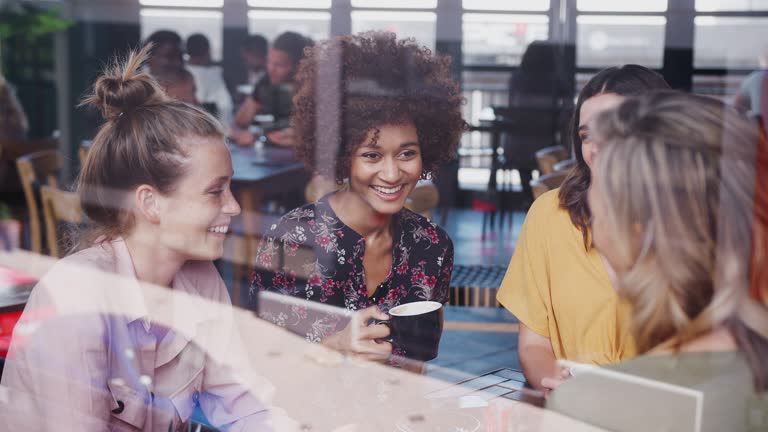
{"left": 496, "top": 192, "right": 553, "bottom": 337}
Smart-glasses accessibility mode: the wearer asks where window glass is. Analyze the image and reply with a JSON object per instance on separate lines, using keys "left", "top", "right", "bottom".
{"left": 248, "top": 0, "right": 331, "bottom": 8}
{"left": 577, "top": 0, "right": 667, "bottom": 12}
{"left": 247, "top": 10, "right": 331, "bottom": 43}
{"left": 462, "top": 14, "right": 549, "bottom": 65}
{"left": 351, "top": 11, "right": 437, "bottom": 50}
{"left": 462, "top": 0, "right": 549, "bottom": 11}
{"left": 140, "top": 9, "right": 224, "bottom": 61}
{"left": 694, "top": 16, "right": 768, "bottom": 68}
{"left": 577, "top": 15, "right": 666, "bottom": 67}
{"left": 696, "top": 0, "right": 768, "bottom": 11}
{"left": 139, "top": 0, "right": 223, "bottom": 7}
{"left": 352, "top": 0, "right": 437, "bottom": 8}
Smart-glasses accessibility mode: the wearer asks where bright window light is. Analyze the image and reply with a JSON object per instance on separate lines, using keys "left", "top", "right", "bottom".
{"left": 248, "top": 0, "right": 331, "bottom": 8}
{"left": 247, "top": 10, "right": 331, "bottom": 20}
{"left": 577, "top": 0, "right": 667, "bottom": 12}
{"left": 140, "top": 8, "right": 223, "bottom": 18}
{"left": 577, "top": 15, "right": 667, "bottom": 26}
{"left": 462, "top": 0, "right": 550, "bottom": 11}
{"left": 351, "top": 10, "right": 437, "bottom": 22}
{"left": 463, "top": 13, "right": 549, "bottom": 24}
{"left": 696, "top": 0, "right": 768, "bottom": 11}
{"left": 352, "top": 0, "right": 437, "bottom": 8}
{"left": 139, "top": 0, "right": 223, "bottom": 7}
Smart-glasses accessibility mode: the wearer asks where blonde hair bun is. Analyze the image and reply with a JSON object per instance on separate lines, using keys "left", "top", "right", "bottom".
{"left": 83, "top": 44, "right": 168, "bottom": 122}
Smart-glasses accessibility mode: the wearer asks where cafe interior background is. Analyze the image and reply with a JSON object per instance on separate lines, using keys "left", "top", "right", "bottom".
{"left": 0, "top": 0, "right": 766, "bottom": 429}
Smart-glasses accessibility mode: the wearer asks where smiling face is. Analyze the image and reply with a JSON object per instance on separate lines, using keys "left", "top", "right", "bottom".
{"left": 348, "top": 122, "right": 423, "bottom": 216}
{"left": 155, "top": 136, "right": 240, "bottom": 261}
{"left": 578, "top": 92, "right": 625, "bottom": 169}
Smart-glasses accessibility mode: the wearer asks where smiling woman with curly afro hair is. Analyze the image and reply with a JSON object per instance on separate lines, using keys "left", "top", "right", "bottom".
{"left": 292, "top": 31, "right": 467, "bottom": 182}
{"left": 249, "top": 32, "right": 467, "bottom": 366}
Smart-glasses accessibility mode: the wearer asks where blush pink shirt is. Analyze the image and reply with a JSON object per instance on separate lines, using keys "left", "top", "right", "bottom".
{"left": 0, "top": 238, "right": 272, "bottom": 431}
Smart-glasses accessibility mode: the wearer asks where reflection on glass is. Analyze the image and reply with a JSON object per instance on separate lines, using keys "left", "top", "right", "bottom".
{"left": 577, "top": 0, "right": 667, "bottom": 11}
{"left": 351, "top": 11, "right": 437, "bottom": 50}
{"left": 462, "top": 0, "right": 550, "bottom": 11}
{"left": 352, "top": 0, "right": 437, "bottom": 8}
{"left": 247, "top": 10, "right": 330, "bottom": 43}
{"left": 462, "top": 14, "right": 549, "bottom": 66}
{"left": 694, "top": 16, "right": 768, "bottom": 68}
{"left": 576, "top": 15, "right": 666, "bottom": 68}
{"left": 140, "top": 8, "right": 224, "bottom": 61}
{"left": 696, "top": 0, "right": 768, "bottom": 11}
{"left": 248, "top": 0, "right": 332, "bottom": 8}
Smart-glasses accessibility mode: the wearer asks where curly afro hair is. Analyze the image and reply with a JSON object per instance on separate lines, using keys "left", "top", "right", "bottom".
{"left": 292, "top": 31, "right": 467, "bottom": 182}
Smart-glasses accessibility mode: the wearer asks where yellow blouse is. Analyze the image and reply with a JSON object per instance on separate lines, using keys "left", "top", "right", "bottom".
{"left": 497, "top": 189, "right": 636, "bottom": 364}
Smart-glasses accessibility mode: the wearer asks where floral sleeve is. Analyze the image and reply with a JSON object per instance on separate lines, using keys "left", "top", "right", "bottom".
{"left": 433, "top": 239, "right": 454, "bottom": 304}
{"left": 247, "top": 215, "right": 306, "bottom": 310}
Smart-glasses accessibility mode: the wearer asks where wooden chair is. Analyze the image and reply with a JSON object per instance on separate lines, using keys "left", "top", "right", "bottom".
{"left": 535, "top": 145, "right": 569, "bottom": 175}
{"left": 553, "top": 158, "right": 576, "bottom": 173}
{"left": 16, "top": 150, "right": 63, "bottom": 254}
{"left": 530, "top": 171, "right": 568, "bottom": 200}
{"left": 0, "top": 137, "right": 58, "bottom": 162}
{"left": 78, "top": 145, "right": 89, "bottom": 166}
{"left": 40, "top": 185, "right": 85, "bottom": 258}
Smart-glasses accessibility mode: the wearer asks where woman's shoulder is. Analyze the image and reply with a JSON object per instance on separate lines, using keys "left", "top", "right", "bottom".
{"left": 398, "top": 209, "right": 452, "bottom": 247}
{"left": 45, "top": 242, "right": 119, "bottom": 279}
{"left": 523, "top": 188, "right": 575, "bottom": 233}
{"left": 268, "top": 202, "right": 323, "bottom": 232}
{"left": 179, "top": 260, "right": 227, "bottom": 300}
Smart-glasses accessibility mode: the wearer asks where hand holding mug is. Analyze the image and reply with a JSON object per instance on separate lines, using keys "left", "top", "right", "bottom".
{"left": 322, "top": 305, "right": 392, "bottom": 362}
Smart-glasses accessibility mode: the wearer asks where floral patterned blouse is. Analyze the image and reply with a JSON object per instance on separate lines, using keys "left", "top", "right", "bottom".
{"left": 248, "top": 194, "right": 454, "bottom": 348}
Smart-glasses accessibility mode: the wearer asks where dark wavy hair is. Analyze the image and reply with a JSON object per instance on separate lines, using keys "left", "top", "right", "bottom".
{"left": 292, "top": 31, "right": 468, "bottom": 182}
{"left": 558, "top": 65, "right": 670, "bottom": 249}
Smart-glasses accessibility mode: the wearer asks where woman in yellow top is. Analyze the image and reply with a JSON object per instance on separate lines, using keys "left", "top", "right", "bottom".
{"left": 496, "top": 65, "right": 670, "bottom": 392}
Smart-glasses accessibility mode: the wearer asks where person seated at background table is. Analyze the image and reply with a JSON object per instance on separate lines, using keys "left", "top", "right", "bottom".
{"left": 186, "top": 33, "right": 234, "bottom": 127}
{"left": 496, "top": 65, "right": 670, "bottom": 392}
{"left": 0, "top": 46, "right": 273, "bottom": 431}
{"left": 231, "top": 31, "right": 313, "bottom": 148}
{"left": 226, "top": 33, "right": 268, "bottom": 100}
{"left": 144, "top": 30, "right": 184, "bottom": 80}
{"left": 548, "top": 91, "right": 768, "bottom": 432}
{"left": 248, "top": 32, "right": 466, "bottom": 362}
{"left": 154, "top": 66, "right": 199, "bottom": 106}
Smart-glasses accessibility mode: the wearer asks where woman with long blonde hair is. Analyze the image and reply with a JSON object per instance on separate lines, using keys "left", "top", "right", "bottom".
{"left": 549, "top": 91, "right": 768, "bottom": 431}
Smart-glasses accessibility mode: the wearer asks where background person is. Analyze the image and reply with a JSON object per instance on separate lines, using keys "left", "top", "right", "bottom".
{"left": 231, "top": 31, "right": 312, "bottom": 147}
{"left": 186, "top": 33, "right": 234, "bottom": 127}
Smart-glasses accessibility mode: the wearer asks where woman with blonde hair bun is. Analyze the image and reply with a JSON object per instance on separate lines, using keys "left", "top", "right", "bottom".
{"left": 0, "top": 45, "right": 274, "bottom": 431}
{"left": 549, "top": 91, "right": 768, "bottom": 431}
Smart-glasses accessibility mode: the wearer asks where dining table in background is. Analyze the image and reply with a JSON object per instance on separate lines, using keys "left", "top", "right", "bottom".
{"left": 228, "top": 143, "right": 309, "bottom": 304}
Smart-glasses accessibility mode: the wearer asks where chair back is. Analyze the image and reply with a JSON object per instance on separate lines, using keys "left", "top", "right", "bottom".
{"left": 535, "top": 145, "right": 569, "bottom": 175}
{"left": 40, "top": 185, "right": 85, "bottom": 258}
{"left": 78, "top": 145, "right": 89, "bottom": 166}
{"left": 16, "top": 150, "right": 63, "bottom": 253}
{"left": 0, "top": 137, "right": 58, "bottom": 162}
{"left": 553, "top": 158, "right": 576, "bottom": 173}
{"left": 530, "top": 171, "right": 568, "bottom": 200}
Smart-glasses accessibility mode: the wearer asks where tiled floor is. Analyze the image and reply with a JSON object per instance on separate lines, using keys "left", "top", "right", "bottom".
{"left": 428, "top": 208, "right": 526, "bottom": 382}
{"left": 435, "top": 207, "right": 524, "bottom": 267}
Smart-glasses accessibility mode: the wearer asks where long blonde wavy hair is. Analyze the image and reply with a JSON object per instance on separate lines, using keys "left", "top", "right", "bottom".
{"left": 592, "top": 91, "right": 768, "bottom": 391}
